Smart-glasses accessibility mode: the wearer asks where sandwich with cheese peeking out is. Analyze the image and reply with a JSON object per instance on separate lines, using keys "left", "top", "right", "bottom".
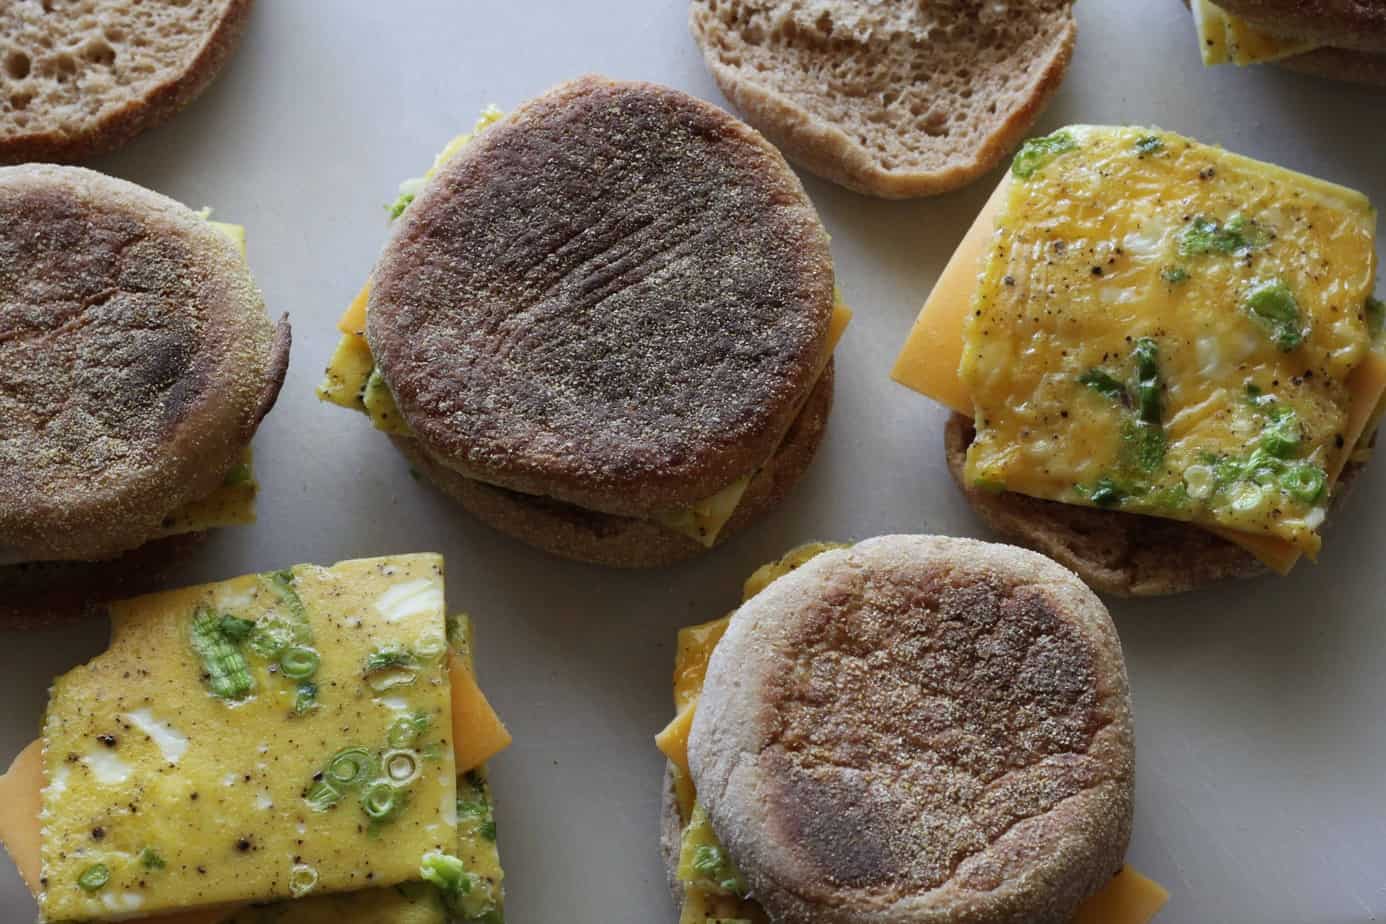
{"left": 318, "top": 75, "right": 851, "bottom": 568}
{"left": 0, "top": 553, "right": 511, "bottom": 924}
{"left": 893, "top": 125, "right": 1383, "bottom": 596}
{"left": 1186, "top": 0, "right": 1386, "bottom": 85}
{"left": 654, "top": 536, "right": 1169, "bottom": 924}
{"left": 0, "top": 164, "right": 290, "bottom": 623}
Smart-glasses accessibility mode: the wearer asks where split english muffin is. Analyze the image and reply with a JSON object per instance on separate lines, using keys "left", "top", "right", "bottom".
{"left": 688, "top": 0, "right": 1077, "bottom": 197}
{"left": 0, "top": 0, "right": 254, "bottom": 164}
{"left": 0, "top": 163, "right": 289, "bottom": 623}
{"left": 655, "top": 537, "right": 1168, "bottom": 924}
{"left": 319, "top": 76, "right": 851, "bottom": 568}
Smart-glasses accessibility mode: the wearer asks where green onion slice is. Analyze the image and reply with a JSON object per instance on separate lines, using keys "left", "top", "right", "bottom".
{"left": 280, "top": 646, "right": 320, "bottom": 680}
{"left": 361, "top": 781, "right": 402, "bottom": 821}
{"left": 325, "top": 747, "right": 376, "bottom": 788}
{"left": 289, "top": 863, "right": 319, "bottom": 898}
{"left": 77, "top": 863, "right": 110, "bottom": 892}
{"left": 383, "top": 749, "right": 420, "bottom": 784}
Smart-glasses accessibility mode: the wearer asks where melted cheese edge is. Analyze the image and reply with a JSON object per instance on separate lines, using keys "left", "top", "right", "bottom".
{"left": 891, "top": 168, "right": 1386, "bottom": 575}
{"left": 1191, "top": 0, "right": 1322, "bottom": 66}
{"left": 656, "top": 544, "right": 1170, "bottom": 924}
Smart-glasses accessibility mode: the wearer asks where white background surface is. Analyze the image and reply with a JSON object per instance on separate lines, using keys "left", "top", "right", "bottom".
{"left": 3, "top": 2, "right": 1385, "bottom": 922}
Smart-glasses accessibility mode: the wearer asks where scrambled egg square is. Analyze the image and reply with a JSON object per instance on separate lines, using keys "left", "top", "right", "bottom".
{"left": 39, "top": 555, "right": 457, "bottom": 922}
{"left": 962, "top": 125, "right": 1379, "bottom": 553}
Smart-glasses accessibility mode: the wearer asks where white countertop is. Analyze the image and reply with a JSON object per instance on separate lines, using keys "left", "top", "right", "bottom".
{"left": 3, "top": 2, "right": 1384, "bottom": 922}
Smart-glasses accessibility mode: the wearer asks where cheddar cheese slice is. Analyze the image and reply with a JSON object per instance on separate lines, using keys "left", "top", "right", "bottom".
{"left": 894, "top": 128, "right": 1385, "bottom": 573}
{"left": 1191, "top": 0, "right": 1321, "bottom": 66}
{"left": 38, "top": 556, "right": 457, "bottom": 921}
{"left": 658, "top": 544, "right": 1167, "bottom": 924}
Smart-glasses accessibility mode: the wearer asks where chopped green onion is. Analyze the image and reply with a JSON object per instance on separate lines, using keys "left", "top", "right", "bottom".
{"left": 139, "top": 847, "right": 166, "bottom": 871}
{"left": 289, "top": 864, "right": 319, "bottom": 898}
{"left": 1132, "top": 337, "right": 1162, "bottom": 425}
{"left": 692, "top": 844, "right": 726, "bottom": 876}
{"left": 77, "top": 863, "right": 109, "bottom": 892}
{"left": 305, "top": 779, "right": 341, "bottom": 812}
{"left": 1078, "top": 368, "right": 1126, "bottom": 404}
{"left": 388, "top": 713, "right": 430, "bottom": 749}
{"left": 1180, "top": 214, "right": 1268, "bottom": 256}
{"left": 1160, "top": 266, "right": 1189, "bottom": 284}
{"left": 361, "top": 781, "right": 405, "bottom": 822}
{"left": 250, "top": 570, "right": 311, "bottom": 659}
{"left": 293, "top": 680, "right": 319, "bottom": 716}
{"left": 364, "top": 647, "right": 415, "bottom": 673}
{"left": 1134, "top": 134, "right": 1164, "bottom": 155}
{"left": 420, "top": 851, "right": 472, "bottom": 895}
{"left": 1121, "top": 419, "right": 1166, "bottom": 473}
{"left": 365, "top": 646, "right": 418, "bottom": 692}
{"left": 383, "top": 749, "right": 420, "bottom": 784}
{"left": 1011, "top": 130, "right": 1077, "bottom": 180}
{"left": 1245, "top": 280, "right": 1304, "bottom": 351}
{"left": 190, "top": 608, "right": 254, "bottom": 700}
{"left": 280, "top": 645, "right": 320, "bottom": 680}
{"left": 1260, "top": 406, "right": 1301, "bottom": 459}
{"left": 1281, "top": 462, "right": 1326, "bottom": 504}
{"left": 387, "top": 192, "right": 416, "bottom": 220}
{"left": 1085, "top": 477, "right": 1125, "bottom": 507}
{"left": 413, "top": 631, "right": 448, "bottom": 660}
{"left": 218, "top": 615, "right": 256, "bottom": 642}
{"left": 325, "top": 747, "right": 376, "bottom": 788}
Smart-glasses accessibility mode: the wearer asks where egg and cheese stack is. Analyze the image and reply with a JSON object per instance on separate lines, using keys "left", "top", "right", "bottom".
{"left": 318, "top": 77, "right": 851, "bottom": 568}
{"left": 1187, "top": 0, "right": 1386, "bottom": 85}
{"left": 894, "top": 125, "right": 1383, "bottom": 595}
{"left": 655, "top": 539, "right": 1170, "bottom": 924}
{"left": 0, "top": 554, "right": 510, "bottom": 924}
{"left": 0, "top": 165, "right": 290, "bottom": 624}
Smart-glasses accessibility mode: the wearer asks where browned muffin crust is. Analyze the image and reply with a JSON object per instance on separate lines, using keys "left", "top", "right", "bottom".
{"left": 393, "top": 359, "right": 834, "bottom": 568}
{"left": 0, "top": 0, "right": 254, "bottom": 164}
{"left": 689, "top": 536, "right": 1133, "bottom": 924}
{"left": 945, "top": 414, "right": 1263, "bottom": 596}
{"left": 0, "top": 165, "right": 289, "bottom": 562}
{"left": 368, "top": 75, "right": 835, "bottom": 518}
{"left": 1213, "top": 0, "right": 1386, "bottom": 52}
{"left": 0, "top": 532, "right": 205, "bottom": 627}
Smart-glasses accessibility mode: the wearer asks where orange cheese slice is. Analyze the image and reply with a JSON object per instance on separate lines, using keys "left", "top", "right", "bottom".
{"left": 0, "top": 655, "right": 509, "bottom": 921}
{"left": 890, "top": 174, "right": 1386, "bottom": 575}
{"left": 450, "top": 649, "right": 513, "bottom": 774}
{"left": 1075, "top": 867, "right": 1170, "bottom": 924}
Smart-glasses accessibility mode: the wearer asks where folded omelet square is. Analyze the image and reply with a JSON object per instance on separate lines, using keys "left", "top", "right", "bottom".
{"left": 0, "top": 555, "right": 510, "bottom": 923}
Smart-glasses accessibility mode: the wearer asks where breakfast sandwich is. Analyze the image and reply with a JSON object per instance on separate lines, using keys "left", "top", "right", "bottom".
{"left": 0, "top": 0, "right": 253, "bottom": 163}
{"left": 688, "top": 0, "right": 1077, "bottom": 197}
{"left": 0, "top": 164, "right": 289, "bottom": 622}
{"left": 0, "top": 553, "right": 511, "bottom": 924}
{"left": 654, "top": 536, "right": 1168, "bottom": 924}
{"left": 319, "top": 76, "right": 851, "bottom": 568}
{"left": 893, "top": 125, "right": 1383, "bottom": 595}
{"left": 1187, "top": 0, "right": 1386, "bottom": 85}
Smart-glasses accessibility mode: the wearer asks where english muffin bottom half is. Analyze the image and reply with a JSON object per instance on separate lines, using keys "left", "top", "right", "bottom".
{"left": 0, "top": 164, "right": 289, "bottom": 622}
{"left": 654, "top": 537, "right": 1169, "bottom": 924}
{"left": 320, "top": 76, "right": 851, "bottom": 567}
